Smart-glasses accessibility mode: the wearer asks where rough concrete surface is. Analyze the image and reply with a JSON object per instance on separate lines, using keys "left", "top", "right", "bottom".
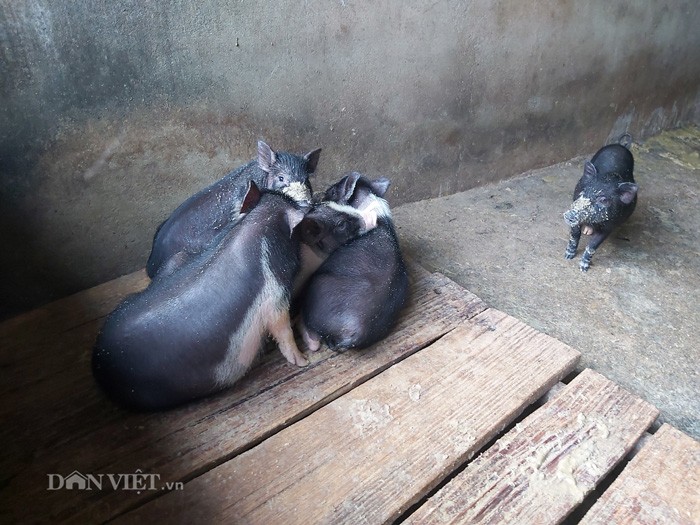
{"left": 393, "top": 126, "right": 700, "bottom": 439}
{"left": 2, "top": 1, "right": 700, "bottom": 318}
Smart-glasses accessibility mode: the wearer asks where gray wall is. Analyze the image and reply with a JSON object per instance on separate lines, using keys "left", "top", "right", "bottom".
{"left": 1, "top": 0, "right": 699, "bottom": 318}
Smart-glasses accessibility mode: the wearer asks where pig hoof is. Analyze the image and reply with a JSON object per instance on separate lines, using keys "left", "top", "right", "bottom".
{"left": 286, "top": 348, "right": 309, "bottom": 367}
{"left": 282, "top": 349, "right": 309, "bottom": 367}
{"left": 579, "top": 261, "right": 590, "bottom": 272}
{"left": 278, "top": 343, "right": 310, "bottom": 367}
{"left": 565, "top": 249, "right": 576, "bottom": 260}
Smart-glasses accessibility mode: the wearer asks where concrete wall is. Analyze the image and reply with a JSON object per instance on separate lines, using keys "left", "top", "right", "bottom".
{"left": 1, "top": 0, "right": 699, "bottom": 318}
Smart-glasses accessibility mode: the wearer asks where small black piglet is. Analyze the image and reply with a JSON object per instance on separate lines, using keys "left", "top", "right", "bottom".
{"left": 564, "top": 135, "right": 638, "bottom": 271}
{"left": 298, "top": 172, "right": 409, "bottom": 351}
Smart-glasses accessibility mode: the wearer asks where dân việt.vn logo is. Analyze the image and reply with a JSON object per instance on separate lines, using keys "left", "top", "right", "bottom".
{"left": 47, "top": 469, "right": 184, "bottom": 493}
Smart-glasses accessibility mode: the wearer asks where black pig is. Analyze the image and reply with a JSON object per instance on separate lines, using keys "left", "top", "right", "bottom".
{"left": 564, "top": 137, "right": 638, "bottom": 271}
{"left": 92, "top": 183, "right": 367, "bottom": 411}
{"left": 293, "top": 200, "right": 374, "bottom": 295}
{"left": 146, "top": 140, "right": 321, "bottom": 278}
{"left": 297, "top": 173, "right": 409, "bottom": 351}
{"left": 94, "top": 183, "right": 313, "bottom": 411}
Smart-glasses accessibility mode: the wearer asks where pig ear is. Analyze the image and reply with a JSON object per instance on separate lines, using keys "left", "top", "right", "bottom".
{"left": 618, "top": 182, "right": 638, "bottom": 204}
{"left": 339, "top": 172, "right": 362, "bottom": 201}
{"left": 326, "top": 172, "right": 361, "bottom": 203}
{"left": 241, "top": 181, "right": 262, "bottom": 214}
{"left": 583, "top": 161, "right": 597, "bottom": 179}
{"left": 286, "top": 208, "right": 306, "bottom": 237}
{"left": 257, "top": 140, "right": 276, "bottom": 173}
{"left": 369, "top": 177, "right": 391, "bottom": 197}
{"left": 303, "top": 148, "right": 322, "bottom": 174}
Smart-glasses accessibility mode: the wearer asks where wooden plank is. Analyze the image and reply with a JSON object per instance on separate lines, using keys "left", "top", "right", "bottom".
{"left": 0, "top": 318, "right": 102, "bottom": 408}
{"left": 580, "top": 423, "right": 700, "bottom": 525}
{"left": 0, "top": 262, "right": 447, "bottom": 417}
{"left": 117, "top": 308, "right": 580, "bottom": 524}
{"left": 0, "top": 261, "right": 428, "bottom": 397}
{"left": 1, "top": 272, "right": 484, "bottom": 524}
{"left": 0, "top": 269, "right": 149, "bottom": 356}
{"left": 0, "top": 260, "right": 427, "bottom": 357}
{"left": 404, "top": 368, "right": 659, "bottom": 525}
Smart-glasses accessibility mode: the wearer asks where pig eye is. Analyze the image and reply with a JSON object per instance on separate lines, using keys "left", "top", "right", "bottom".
{"left": 277, "top": 175, "right": 286, "bottom": 183}
{"left": 596, "top": 196, "right": 609, "bottom": 206}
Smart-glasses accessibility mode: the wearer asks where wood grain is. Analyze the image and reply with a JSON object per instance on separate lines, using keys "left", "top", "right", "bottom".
{"left": 0, "top": 260, "right": 427, "bottom": 357}
{"left": 1, "top": 272, "right": 482, "bottom": 523}
{"left": 0, "top": 269, "right": 149, "bottom": 355}
{"left": 0, "top": 261, "right": 429, "bottom": 397}
{"left": 405, "top": 368, "right": 659, "bottom": 524}
{"left": 579, "top": 423, "right": 699, "bottom": 525}
{"left": 118, "top": 308, "right": 580, "bottom": 524}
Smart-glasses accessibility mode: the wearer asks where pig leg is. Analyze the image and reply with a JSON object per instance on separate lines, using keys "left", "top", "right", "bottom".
{"left": 565, "top": 226, "right": 581, "bottom": 259}
{"left": 298, "top": 319, "right": 322, "bottom": 352}
{"left": 268, "top": 309, "right": 309, "bottom": 366}
{"left": 580, "top": 230, "right": 610, "bottom": 272}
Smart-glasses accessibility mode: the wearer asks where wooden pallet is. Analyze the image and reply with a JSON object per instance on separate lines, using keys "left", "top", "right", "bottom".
{"left": 1, "top": 267, "right": 697, "bottom": 524}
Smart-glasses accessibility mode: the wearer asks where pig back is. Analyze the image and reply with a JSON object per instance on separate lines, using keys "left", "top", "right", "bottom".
{"left": 95, "top": 194, "right": 302, "bottom": 410}
{"left": 590, "top": 144, "right": 635, "bottom": 182}
{"left": 301, "top": 218, "right": 409, "bottom": 349}
{"left": 146, "top": 160, "right": 264, "bottom": 277}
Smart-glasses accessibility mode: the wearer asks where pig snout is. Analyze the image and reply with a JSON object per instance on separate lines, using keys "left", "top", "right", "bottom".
{"left": 281, "top": 181, "right": 313, "bottom": 207}
{"left": 563, "top": 196, "right": 595, "bottom": 227}
{"left": 300, "top": 221, "right": 337, "bottom": 253}
{"left": 563, "top": 209, "right": 580, "bottom": 227}
{"left": 299, "top": 204, "right": 366, "bottom": 256}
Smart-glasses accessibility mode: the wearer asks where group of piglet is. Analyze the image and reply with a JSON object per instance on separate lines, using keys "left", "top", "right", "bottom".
{"left": 563, "top": 134, "right": 638, "bottom": 272}
{"left": 92, "top": 141, "right": 409, "bottom": 411}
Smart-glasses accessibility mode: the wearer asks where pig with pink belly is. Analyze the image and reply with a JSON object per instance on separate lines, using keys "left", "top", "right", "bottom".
{"left": 92, "top": 182, "right": 364, "bottom": 411}
{"left": 297, "top": 173, "right": 409, "bottom": 351}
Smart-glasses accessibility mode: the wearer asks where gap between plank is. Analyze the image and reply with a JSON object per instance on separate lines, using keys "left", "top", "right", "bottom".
{"left": 106, "top": 326, "right": 463, "bottom": 521}
{"left": 393, "top": 378, "right": 569, "bottom": 523}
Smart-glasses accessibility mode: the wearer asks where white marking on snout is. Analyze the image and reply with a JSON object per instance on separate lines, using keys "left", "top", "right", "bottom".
{"left": 324, "top": 195, "right": 391, "bottom": 235}
{"left": 565, "top": 196, "right": 594, "bottom": 226}
{"left": 570, "top": 196, "right": 592, "bottom": 213}
{"left": 281, "top": 181, "right": 311, "bottom": 203}
{"left": 324, "top": 201, "right": 372, "bottom": 234}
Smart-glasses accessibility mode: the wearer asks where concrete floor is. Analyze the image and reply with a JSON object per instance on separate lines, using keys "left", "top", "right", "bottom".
{"left": 393, "top": 126, "right": 700, "bottom": 439}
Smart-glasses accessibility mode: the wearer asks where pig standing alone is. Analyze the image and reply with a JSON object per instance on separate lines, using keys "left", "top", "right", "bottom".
{"left": 146, "top": 140, "right": 321, "bottom": 278}
{"left": 297, "top": 172, "right": 409, "bottom": 351}
{"left": 564, "top": 135, "right": 638, "bottom": 271}
{"left": 93, "top": 182, "right": 364, "bottom": 411}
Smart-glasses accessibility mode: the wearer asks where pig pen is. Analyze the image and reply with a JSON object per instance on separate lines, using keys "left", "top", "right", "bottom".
{"left": 3, "top": 1, "right": 700, "bottom": 521}
{"left": 1, "top": 128, "right": 698, "bottom": 523}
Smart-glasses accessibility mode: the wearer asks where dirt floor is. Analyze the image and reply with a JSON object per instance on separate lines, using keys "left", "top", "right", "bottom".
{"left": 393, "top": 126, "right": 700, "bottom": 440}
